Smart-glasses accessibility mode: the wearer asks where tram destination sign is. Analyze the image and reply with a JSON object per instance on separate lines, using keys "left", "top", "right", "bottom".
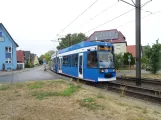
{"left": 98, "top": 46, "right": 112, "bottom": 51}
{"left": 88, "top": 30, "right": 119, "bottom": 41}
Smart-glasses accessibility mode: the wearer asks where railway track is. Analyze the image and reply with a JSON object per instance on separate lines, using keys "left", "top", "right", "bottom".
{"left": 116, "top": 77, "right": 161, "bottom": 91}
{"left": 85, "top": 78, "right": 161, "bottom": 104}
{"left": 117, "top": 77, "right": 161, "bottom": 85}
{"left": 106, "top": 82, "right": 161, "bottom": 104}
{"left": 53, "top": 71, "right": 161, "bottom": 104}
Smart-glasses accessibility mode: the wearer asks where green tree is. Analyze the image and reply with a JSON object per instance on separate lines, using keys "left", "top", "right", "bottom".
{"left": 39, "top": 55, "right": 45, "bottom": 64}
{"left": 143, "top": 45, "right": 151, "bottom": 59}
{"left": 44, "top": 50, "right": 55, "bottom": 62}
{"left": 149, "top": 44, "right": 161, "bottom": 74}
{"left": 114, "top": 53, "right": 124, "bottom": 70}
{"left": 142, "top": 45, "right": 151, "bottom": 69}
{"left": 57, "top": 33, "right": 88, "bottom": 50}
{"left": 39, "top": 50, "right": 55, "bottom": 64}
{"left": 123, "top": 52, "right": 135, "bottom": 66}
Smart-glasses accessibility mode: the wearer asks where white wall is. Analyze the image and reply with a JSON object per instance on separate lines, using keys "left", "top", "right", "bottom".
{"left": 113, "top": 43, "right": 127, "bottom": 54}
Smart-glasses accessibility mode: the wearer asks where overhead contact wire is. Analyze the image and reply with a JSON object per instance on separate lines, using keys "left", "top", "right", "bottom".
{"left": 85, "top": 8, "right": 134, "bottom": 34}
{"left": 58, "top": 0, "right": 99, "bottom": 35}
{"left": 116, "top": 11, "right": 161, "bottom": 28}
{"left": 81, "top": 1, "right": 119, "bottom": 27}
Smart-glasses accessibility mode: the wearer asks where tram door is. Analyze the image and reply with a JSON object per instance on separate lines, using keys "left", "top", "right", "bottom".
{"left": 58, "top": 57, "right": 62, "bottom": 73}
{"left": 78, "top": 53, "right": 83, "bottom": 78}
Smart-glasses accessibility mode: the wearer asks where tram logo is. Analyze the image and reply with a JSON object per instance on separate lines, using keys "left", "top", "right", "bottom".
{"left": 104, "top": 69, "right": 108, "bottom": 73}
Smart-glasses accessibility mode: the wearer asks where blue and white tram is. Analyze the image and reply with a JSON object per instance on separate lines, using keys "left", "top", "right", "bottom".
{"left": 51, "top": 41, "right": 116, "bottom": 82}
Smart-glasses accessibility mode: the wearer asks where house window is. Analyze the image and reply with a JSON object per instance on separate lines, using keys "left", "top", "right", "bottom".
{"left": 5, "top": 47, "right": 12, "bottom": 62}
{"left": 116, "top": 45, "right": 120, "bottom": 48}
{"left": 6, "top": 58, "right": 12, "bottom": 63}
{"left": 9, "top": 47, "right": 11, "bottom": 52}
{"left": 5, "top": 47, "right": 12, "bottom": 53}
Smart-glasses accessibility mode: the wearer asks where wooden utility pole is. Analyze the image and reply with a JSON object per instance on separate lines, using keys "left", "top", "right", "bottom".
{"left": 68, "top": 34, "right": 71, "bottom": 46}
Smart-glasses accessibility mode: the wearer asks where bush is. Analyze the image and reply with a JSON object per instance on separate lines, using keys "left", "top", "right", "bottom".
{"left": 123, "top": 52, "right": 135, "bottom": 66}
{"left": 149, "top": 44, "right": 161, "bottom": 74}
{"left": 115, "top": 53, "right": 124, "bottom": 70}
{"left": 30, "top": 64, "right": 34, "bottom": 68}
{"left": 25, "top": 63, "right": 30, "bottom": 68}
{"left": 25, "top": 62, "right": 34, "bottom": 68}
{"left": 141, "top": 64, "right": 146, "bottom": 69}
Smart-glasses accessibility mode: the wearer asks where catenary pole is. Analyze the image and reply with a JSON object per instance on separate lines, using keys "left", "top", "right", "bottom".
{"left": 135, "top": 0, "right": 141, "bottom": 86}
{"left": 119, "top": 0, "right": 147, "bottom": 86}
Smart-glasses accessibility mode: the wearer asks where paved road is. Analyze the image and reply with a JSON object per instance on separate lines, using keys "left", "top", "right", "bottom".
{"left": 0, "top": 66, "right": 67, "bottom": 83}
{"left": 116, "top": 70, "right": 151, "bottom": 77}
{"left": 0, "top": 66, "right": 153, "bottom": 83}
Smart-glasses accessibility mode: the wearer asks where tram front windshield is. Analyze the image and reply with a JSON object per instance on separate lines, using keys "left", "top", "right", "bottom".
{"left": 98, "top": 51, "right": 114, "bottom": 68}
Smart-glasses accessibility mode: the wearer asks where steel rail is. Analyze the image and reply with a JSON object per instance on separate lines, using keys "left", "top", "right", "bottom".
{"left": 117, "top": 77, "right": 161, "bottom": 85}
{"left": 107, "top": 82, "right": 161, "bottom": 104}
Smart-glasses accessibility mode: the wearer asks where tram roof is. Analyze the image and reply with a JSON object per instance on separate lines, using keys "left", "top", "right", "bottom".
{"left": 57, "top": 41, "right": 113, "bottom": 54}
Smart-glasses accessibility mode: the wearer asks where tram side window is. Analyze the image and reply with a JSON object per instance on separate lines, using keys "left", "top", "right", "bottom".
{"left": 66, "top": 56, "right": 68, "bottom": 66}
{"left": 68, "top": 54, "right": 78, "bottom": 67}
{"left": 57, "top": 58, "right": 60, "bottom": 66}
{"left": 63, "top": 57, "right": 65, "bottom": 66}
{"left": 74, "top": 54, "right": 78, "bottom": 67}
{"left": 53, "top": 58, "right": 55, "bottom": 66}
{"left": 71, "top": 55, "right": 74, "bottom": 67}
{"left": 87, "top": 51, "right": 98, "bottom": 68}
{"left": 57, "top": 58, "right": 59, "bottom": 65}
{"left": 67, "top": 56, "right": 70, "bottom": 67}
{"left": 68, "top": 55, "right": 71, "bottom": 66}
{"left": 63, "top": 56, "right": 67, "bottom": 66}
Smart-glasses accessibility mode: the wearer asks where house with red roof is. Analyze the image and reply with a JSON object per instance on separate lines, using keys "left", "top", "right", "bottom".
{"left": 17, "top": 50, "right": 25, "bottom": 63}
{"left": 87, "top": 29, "right": 127, "bottom": 54}
{"left": 16, "top": 50, "right": 25, "bottom": 69}
{"left": 126, "top": 45, "right": 136, "bottom": 58}
{"left": 126, "top": 45, "right": 143, "bottom": 58}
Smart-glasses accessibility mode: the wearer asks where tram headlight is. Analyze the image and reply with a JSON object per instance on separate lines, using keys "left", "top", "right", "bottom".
{"left": 99, "top": 69, "right": 104, "bottom": 73}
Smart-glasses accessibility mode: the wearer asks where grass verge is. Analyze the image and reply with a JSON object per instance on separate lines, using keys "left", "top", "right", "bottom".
{"left": 153, "top": 111, "right": 160, "bottom": 115}
{"left": 31, "top": 84, "right": 81, "bottom": 100}
{"left": 62, "top": 84, "right": 81, "bottom": 96}
{"left": 0, "top": 84, "right": 9, "bottom": 90}
{"left": 28, "top": 81, "right": 44, "bottom": 89}
{"left": 97, "top": 92, "right": 105, "bottom": 99}
{"left": 79, "top": 98, "right": 104, "bottom": 110}
{"left": 49, "top": 80, "right": 66, "bottom": 84}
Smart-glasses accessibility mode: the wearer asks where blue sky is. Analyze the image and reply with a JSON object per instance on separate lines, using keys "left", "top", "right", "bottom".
{"left": 0, "top": 0, "right": 160, "bottom": 56}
